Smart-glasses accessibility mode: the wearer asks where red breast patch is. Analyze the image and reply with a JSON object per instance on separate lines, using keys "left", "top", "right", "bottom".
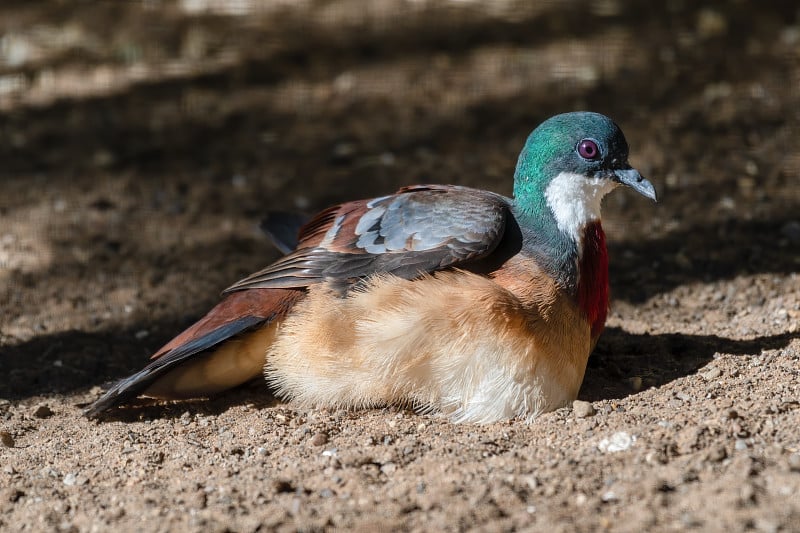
{"left": 577, "top": 221, "right": 609, "bottom": 338}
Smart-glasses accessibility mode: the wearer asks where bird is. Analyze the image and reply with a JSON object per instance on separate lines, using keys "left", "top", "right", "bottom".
{"left": 86, "top": 111, "right": 656, "bottom": 423}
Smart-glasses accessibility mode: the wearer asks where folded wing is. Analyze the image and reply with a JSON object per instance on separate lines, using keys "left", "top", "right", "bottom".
{"left": 225, "top": 185, "right": 510, "bottom": 292}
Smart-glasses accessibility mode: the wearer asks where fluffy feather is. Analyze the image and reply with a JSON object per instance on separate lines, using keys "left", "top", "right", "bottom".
{"left": 265, "top": 268, "right": 590, "bottom": 423}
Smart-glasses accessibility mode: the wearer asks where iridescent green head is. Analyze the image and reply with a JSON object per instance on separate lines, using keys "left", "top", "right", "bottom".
{"left": 512, "top": 112, "right": 656, "bottom": 238}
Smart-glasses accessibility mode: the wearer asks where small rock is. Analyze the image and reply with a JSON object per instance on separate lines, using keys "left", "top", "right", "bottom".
{"left": 787, "top": 453, "right": 800, "bottom": 472}
{"left": 33, "top": 405, "right": 53, "bottom": 418}
{"left": 63, "top": 473, "right": 78, "bottom": 486}
{"left": 627, "top": 376, "right": 643, "bottom": 392}
{"left": 601, "top": 490, "right": 618, "bottom": 502}
{"left": 272, "top": 479, "right": 294, "bottom": 493}
{"left": 740, "top": 482, "right": 756, "bottom": 503}
{"left": 754, "top": 518, "right": 779, "bottom": 533}
{"left": 735, "top": 439, "right": 748, "bottom": 451}
{"left": 702, "top": 367, "right": 722, "bottom": 381}
{"left": 598, "top": 432, "right": 636, "bottom": 453}
{"left": 3, "top": 488, "right": 24, "bottom": 503}
{"left": 380, "top": 462, "right": 397, "bottom": 475}
{"left": 573, "top": 400, "right": 596, "bottom": 418}
{"left": 706, "top": 445, "right": 727, "bottom": 462}
{"left": 0, "top": 431, "right": 14, "bottom": 447}
{"left": 651, "top": 479, "right": 674, "bottom": 493}
{"left": 675, "top": 391, "right": 692, "bottom": 402}
{"left": 310, "top": 432, "right": 328, "bottom": 447}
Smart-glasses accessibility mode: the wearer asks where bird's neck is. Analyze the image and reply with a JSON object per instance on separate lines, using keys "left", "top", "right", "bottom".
{"left": 513, "top": 174, "right": 611, "bottom": 336}
{"left": 576, "top": 221, "right": 609, "bottom": 338}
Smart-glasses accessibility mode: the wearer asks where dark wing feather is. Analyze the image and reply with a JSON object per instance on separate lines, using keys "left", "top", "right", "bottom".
{"left": 83, "top": 316, "right": 263, "bottom": 418}
{"left": 224, "top": 185, "right": 509, "bottom": 293}
{"left": 259, "top": 211, "right": 310, "bottom": 254}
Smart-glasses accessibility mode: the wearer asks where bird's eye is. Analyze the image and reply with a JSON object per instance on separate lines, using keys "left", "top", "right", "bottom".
{"left": 577, "top": 139, "right": 600, "bottom": 160}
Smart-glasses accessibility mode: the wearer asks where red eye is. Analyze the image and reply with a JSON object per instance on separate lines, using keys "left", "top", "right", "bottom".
{"left": 577, "top": 139, "right": 600, "bottom": 160}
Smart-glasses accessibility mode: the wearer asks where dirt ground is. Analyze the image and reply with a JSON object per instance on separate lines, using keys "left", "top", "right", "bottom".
{"left": 1, "top": 1, "right": 799, "bottom": 531}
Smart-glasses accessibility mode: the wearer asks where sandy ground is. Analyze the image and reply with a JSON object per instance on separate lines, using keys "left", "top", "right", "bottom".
{"left": 1, "top": 1, "right": 800, "bottom": 531}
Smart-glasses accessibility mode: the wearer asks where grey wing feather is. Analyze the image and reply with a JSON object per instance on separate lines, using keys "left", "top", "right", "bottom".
{"left": 225, "top": 186, "right": 509, "bottom": 292}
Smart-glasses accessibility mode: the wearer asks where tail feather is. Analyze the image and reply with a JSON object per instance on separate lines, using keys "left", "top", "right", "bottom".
{"left": 259, "top": 211, "right": 309, "bottom": 255}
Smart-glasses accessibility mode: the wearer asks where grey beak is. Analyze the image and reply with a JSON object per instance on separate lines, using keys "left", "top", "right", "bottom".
{"left": 613, "top": 168, "right": 657, "bottom": 201}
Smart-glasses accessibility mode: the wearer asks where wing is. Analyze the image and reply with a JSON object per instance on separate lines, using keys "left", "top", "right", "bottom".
{"left": 224, "top": 185, "right": 510, "bottom": 292}
{"left": 84, "top": 288, "right": 303, "bottom": 418}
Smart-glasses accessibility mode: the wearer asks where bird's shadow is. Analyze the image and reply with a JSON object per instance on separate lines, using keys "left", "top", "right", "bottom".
{"left": 579, "top": 326, "right": 799, "bottom": 402}
{"left": 84, "top": 381, "right": 285, "bottom": 423}
{"left": 79, "top": 326, "right": 799, "bottom": 422}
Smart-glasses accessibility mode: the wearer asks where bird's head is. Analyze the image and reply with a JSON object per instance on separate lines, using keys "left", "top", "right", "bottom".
{"left": 513, "top": 112, "right": 656, "bottom": 240}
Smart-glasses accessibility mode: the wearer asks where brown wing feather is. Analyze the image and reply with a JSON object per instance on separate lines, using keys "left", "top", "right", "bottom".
{"left": 152, "top": 288, "right": 301, "bottom": 359}
{"left": 85, "top": 288, "right": 304, "bottom": 417}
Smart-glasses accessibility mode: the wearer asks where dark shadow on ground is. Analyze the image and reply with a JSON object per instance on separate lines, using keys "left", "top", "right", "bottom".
{"left": 82, "top": 381, "right": 283, "bottom": 424}
{"left": 609, "top": 213, "right": 800, "bottom": 302}
{"left": 579, "top": 326, "right": 799, "bottom": 402}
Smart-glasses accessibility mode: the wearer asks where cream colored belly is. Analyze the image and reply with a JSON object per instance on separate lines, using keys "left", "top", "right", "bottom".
{"left": 266, "top": 271, "right": 592, "bottom": 423}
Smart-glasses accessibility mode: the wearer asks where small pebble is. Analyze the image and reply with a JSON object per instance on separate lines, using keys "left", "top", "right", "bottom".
{"left": 573, "top": 400, "right": 596, "bottom": 418}
{"left": 740, "top": 483, "right": 756, "bottom": 503}
{"left": 735, "top": 439, "right": 748, "bottom": 451}
{"left": 4, "top": 488, "right": 24, "bottom": 503}
{"left": 675, "top": 391, "right": 692, "bottom": 402}
{"left": 272, "top": 480, "right": 294, "bottom": 493}
{"left": 702, "top": 367, "right": 722, "bottom": 381}
{"left": 706, "top": 445, "right": 727, "bottom": 462}
{"left": 63, "top": 473, "right": 77, "bottom": 486}
{"left": 787, "top": 453, "right": 800, "bottom": 472}
{"left": 598, "top": 432, "right": 636, "bottom": 453}
{"left": 310, "top": 432, "right": 329, "bottom": 447}
{"left": 380, "top": 462, "right": 397, "bottom": 475}
{"left": 33, "top": 405, "right": 53, "bottom": 418}
{"left": 0, "top": 431, "right": 14, "bottom": 448}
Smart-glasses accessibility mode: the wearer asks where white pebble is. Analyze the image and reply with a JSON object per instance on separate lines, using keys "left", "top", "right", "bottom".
{"left": 598, "top": 432, "right": 636, "bottom": 453}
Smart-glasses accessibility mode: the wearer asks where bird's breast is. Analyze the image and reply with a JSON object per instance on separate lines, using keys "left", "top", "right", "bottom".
{"left": 577, "top": 221, "right": 609, "bottom": 340}
{"left": 266, "top": 268, "right": 593, "bottom": 422}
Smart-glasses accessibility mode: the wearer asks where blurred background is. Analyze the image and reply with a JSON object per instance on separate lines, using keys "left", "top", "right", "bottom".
{"left": 0, "top": 0, "right": 798, "bottom": 396}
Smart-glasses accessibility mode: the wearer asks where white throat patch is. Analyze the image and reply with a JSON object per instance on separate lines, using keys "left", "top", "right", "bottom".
{"left": 544, "top": 171, "right": 618, "bottom": 242}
